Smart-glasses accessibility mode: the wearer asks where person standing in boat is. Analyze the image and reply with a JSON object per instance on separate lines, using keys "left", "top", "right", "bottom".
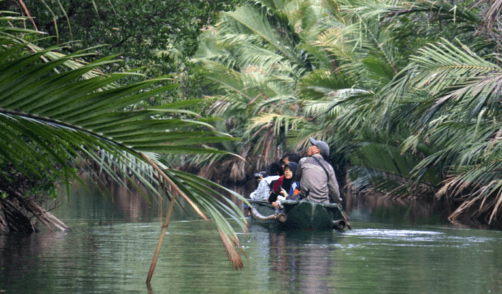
{"left": 296, "top": 138, "right": 342, "bottom": 204}
{"left": 269, "top": 163, "right": 300, "bottom": 207}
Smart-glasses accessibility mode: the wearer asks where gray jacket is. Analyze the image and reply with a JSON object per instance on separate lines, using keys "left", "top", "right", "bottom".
{"left": 297, "top": 154, "right": 342, "bottom": 204}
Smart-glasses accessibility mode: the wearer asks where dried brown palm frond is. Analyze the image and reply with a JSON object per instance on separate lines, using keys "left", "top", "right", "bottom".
{"left": 0, "top": 190, "right": 69, "bottom": 233}
{"left": 439, "top": 171, "right": 502, "bottom": 224}
{"left": 198, "top": 164, "right": 219, "bottom": 181}
{"left": 475, "top": 0, "right": 502, "bottom": 34}
{"left": 218, "top": 228, "right": 244, "bottom": 270}
{"left": 253, "top": 125, "right": 279, "bottom": 168}
{"left": 229, "top": 145, "right": 249, "bottom": 181}
{"left": 16, "top": 0, "right": 37, "bottom": 30}
{"left": 197, "top": 148, "right": 250, "bottom": 183}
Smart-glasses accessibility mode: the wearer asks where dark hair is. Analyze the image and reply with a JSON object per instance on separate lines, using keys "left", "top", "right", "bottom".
{"left": 267, "top": 161, "right": 282, "bottom": 176}
{"left": 281, "top": 153, "right": 301, "bottom": 164}
{"left": 284, "top": 162, "right": 299, "bottom": 181}
{"left": 284, "top": 162, "right": 298, "bottom": 174}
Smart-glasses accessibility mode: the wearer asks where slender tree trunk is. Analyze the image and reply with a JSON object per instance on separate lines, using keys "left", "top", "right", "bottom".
{"left": 145, "top": 192, "right": 176, "bottom": 285}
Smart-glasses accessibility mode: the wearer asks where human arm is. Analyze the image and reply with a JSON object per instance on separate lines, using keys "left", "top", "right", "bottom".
{"left": 280, "top": 189, "right": 288, "bottom": 198}
{"left": 296, "top": 159, "right": 304, "bottom": 182}
{"left": 268, "top": 191, "right": 279, "bottom": 203}
{"left": 272, "top": 175, "right": 284, "bottom": 193}
{"left": 296, "top": 158, "right": 308, "bottom": 199}
{"left": 268, "top": 180, "right": 280, "bottom": 203}
{"left": 327, "top": 165, "right": 342, "bottom": 203}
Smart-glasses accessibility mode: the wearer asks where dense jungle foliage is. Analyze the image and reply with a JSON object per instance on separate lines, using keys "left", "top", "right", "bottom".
{"left": 2, "top": 0, "right": 502, "bottom": 238}
{"left": 190, "top": 0, "right": 502, "bottom": 224}
{"left": 0, "top": 0, "right": 241, "bottom": 106}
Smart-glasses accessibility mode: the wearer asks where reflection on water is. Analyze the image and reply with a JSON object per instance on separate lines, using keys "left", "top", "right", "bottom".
{"left": 266, "top": 230, "right": 339, "bottom": 294}
{"left": 348, "top": 192, "right": 444, "bottom": 225}
{"left": 1, "top": 182, "right": 502, "bottom": 293}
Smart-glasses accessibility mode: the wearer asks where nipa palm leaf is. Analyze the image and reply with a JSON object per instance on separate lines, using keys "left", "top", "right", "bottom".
{"left": 0, "top": 27, "right": 248, "bottom": 268}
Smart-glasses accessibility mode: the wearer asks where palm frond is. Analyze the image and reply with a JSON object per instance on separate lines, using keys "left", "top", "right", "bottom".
{"left": 0, "top": 27, "right": 248, "bottom": 267}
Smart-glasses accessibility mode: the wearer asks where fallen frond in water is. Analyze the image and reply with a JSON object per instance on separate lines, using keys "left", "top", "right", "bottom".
{"left": 0, "top": 192, "right": 69, "bottom": 233}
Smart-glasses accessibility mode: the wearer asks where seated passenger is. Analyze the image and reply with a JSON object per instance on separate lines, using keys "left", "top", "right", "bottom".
{"left": 272, "top": 153, "right": 301, "bottom": 195}
{"left": 269, "top": 163, "right": 300, "bottom": 207}
{"left": 281, "top": 153, "right": 301, "bottom": 167}
{"left": 297, "top": 137, "right": 342, "bottom": 204}
{"left": 250, "top": 161, "right": 282, "bottom": 201}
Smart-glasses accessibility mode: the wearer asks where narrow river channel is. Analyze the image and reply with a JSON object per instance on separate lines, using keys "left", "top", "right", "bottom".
{"left": 1, "top": 182, "right": 502, "bottom": 293}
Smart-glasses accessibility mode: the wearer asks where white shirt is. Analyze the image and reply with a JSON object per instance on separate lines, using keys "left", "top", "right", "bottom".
{"left": 250, "top": 176, "right": 280, "bottom": 201}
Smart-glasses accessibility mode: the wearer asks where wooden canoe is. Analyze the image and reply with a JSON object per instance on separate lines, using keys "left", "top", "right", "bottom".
{"left": 247, "top": 199, "right": 348, "bottom": 231}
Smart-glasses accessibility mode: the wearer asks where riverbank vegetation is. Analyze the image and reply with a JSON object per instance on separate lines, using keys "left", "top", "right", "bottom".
{"left": 2, "top": 0, "right": 502, "bottom": 252}
{"left": 190, "top": 0, "right": 502, "bottom": 225}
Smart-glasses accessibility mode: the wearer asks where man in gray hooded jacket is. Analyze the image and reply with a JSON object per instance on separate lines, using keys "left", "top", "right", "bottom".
{"left": 296, "top": 138, "right": 342, "bottom": 204}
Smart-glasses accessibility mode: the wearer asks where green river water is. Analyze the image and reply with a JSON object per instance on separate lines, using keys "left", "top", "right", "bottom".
{"left": 1, "top": 183, "right": 502, "bottom": 293}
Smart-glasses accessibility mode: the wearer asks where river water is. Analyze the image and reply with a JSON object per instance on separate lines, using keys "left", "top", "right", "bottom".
{"left": 1, "top": 183, "right": 502, "bottom": 293}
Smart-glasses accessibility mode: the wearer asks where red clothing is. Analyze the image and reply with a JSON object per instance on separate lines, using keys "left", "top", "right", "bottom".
{"left": 272, "top": 175, "right": 284, "bottom": 193}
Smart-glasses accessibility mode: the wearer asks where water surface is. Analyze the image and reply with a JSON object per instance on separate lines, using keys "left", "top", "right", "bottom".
{"left": 1, "top": 185, "right": 502, "bottom": 293}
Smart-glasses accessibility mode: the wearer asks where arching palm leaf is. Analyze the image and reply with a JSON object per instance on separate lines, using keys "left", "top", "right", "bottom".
{"left": 0, "top": 23, "right": 248, "bottom": 267}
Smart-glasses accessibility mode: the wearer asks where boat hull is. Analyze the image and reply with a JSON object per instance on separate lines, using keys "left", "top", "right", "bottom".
{"left": 247, "top": 199, "right": 347, "bottom": 231}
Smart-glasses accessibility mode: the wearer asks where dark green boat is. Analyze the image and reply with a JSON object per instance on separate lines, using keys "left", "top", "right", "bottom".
{"left": 247, "top": 199, "right": 349, "bottom": 231}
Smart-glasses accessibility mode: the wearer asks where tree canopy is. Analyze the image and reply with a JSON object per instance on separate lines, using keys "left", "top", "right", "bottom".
{"left": 194, "top": 0, "right": 502, "bottom": 224}
{"left": 0, "top": 0, "right": 242, "bottom": 107}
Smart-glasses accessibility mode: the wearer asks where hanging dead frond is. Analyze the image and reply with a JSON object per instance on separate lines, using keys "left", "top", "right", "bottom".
{"left": 229, "top": 145, "right": 249, "bottom": 181}
{"left": 217, "top": 228, "right": 244, "bottom": 270}
{"left": 476, "top": 0, "right": 502, "bottom": 34}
